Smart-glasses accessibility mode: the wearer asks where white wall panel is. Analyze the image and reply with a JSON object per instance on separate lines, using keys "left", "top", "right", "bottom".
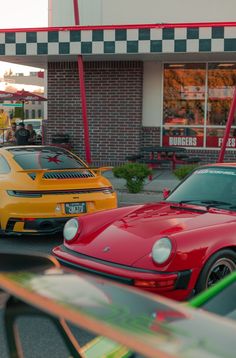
{"left": 102, "top": 0, "right": 235, "bottom": 24}
{"left": 49, "top": 0, "right": 236, "bottom": 26}
{"left": 49, "top": 0, "right": 74, "bottom": 26}
{"left": 79, "top": 0, "right": 103, "bottom": 25}
{"left": 142, "top": 62, "right": 162, "bottom": 127}
{"left": 49, "top": 0, "right": 102, "bottom": 26}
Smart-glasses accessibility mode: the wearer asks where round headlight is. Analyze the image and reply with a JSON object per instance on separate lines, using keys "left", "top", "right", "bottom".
{"left": 152, "top": 237, "right": 172, "bottom": 264}
{"left": 63, "top": 218, "right": 79, "bottom": 242}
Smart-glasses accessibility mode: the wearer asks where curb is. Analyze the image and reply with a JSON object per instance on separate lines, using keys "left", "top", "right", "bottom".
{"left": 117, "top": 190, "right": 163, "bottom": 206}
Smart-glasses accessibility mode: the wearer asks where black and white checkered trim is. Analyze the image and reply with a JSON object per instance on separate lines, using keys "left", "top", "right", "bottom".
{"left": 0, "top": 26, "right": 235, "bottom": 56}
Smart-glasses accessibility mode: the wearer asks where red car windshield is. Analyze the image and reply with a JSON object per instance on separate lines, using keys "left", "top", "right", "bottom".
{"left": 8, "top": 147, "right": 86, "bottom": 170}
{"left": 166, "top": 167, "right": 236, "bottom": 209}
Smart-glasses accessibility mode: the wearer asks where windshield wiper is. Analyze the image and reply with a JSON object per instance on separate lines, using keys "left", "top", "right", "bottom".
{"left": 169, "top": 200, "right": 207, "bottom": 212}
{"left": 179, "top": 200, "right": 232, "bottom": 209}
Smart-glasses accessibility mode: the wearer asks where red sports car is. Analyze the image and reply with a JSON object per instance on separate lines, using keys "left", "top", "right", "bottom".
{"left": 53, "top": 163, "right": 236, "bottom": 301}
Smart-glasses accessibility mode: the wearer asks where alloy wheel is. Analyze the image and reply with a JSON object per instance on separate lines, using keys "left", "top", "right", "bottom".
{"left": 206, "top": 258, "right": 236, "bottom": 288}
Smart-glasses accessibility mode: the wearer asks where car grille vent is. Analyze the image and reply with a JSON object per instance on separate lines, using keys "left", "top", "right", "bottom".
{"left": 28, "top": 171, "right": 94, "bottom": 180}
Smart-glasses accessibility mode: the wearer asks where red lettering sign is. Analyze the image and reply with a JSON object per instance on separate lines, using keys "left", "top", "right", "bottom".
{"left": 206, "top": 136, "right": 236, "bottom": 148}
{"left": 163, "top": 136, "right": 203, "bottom": 147}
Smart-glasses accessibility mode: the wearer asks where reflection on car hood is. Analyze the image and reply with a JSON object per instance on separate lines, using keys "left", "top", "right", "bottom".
{"left": 71, "top": 202, "right": 235, "bottom": 266}
{"left": 0, "top": 256, "right": 235, "bottom": 358}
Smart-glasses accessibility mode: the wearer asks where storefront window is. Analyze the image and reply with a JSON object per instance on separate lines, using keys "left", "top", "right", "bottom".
{"left": 163, "top": 63, "right": 205, "bottom": 147}
{"left": 163, "top": 62, "right": 236, "bottom": 148}
{"left": 207, "top": 63, "right": 236, "bottom": 126}
{"left": 206, "top": 63, "right": 236, "bottom": 148}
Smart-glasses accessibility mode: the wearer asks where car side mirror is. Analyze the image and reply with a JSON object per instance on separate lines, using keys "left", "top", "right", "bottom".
{"left": 163, "top": 188, "right": 171, "bottom": 199}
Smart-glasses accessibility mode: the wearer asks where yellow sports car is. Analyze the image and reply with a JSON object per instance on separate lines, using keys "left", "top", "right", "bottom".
{"left": 0, "top": 145, "right": 117, "bottom": 235}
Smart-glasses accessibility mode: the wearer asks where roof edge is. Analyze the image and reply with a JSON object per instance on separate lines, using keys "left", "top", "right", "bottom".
{"left": 1, "top": 21, "right": 236, "bottom": 33}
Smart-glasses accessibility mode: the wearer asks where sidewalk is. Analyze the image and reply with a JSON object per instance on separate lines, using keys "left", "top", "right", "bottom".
{"left": 104, "top": 169, "right": 180, "bottom": 206}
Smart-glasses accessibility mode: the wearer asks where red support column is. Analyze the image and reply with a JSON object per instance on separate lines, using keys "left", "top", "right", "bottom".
{"left": 218, "top": 87, "right": 236, "bottom": 163}
{"left": 73, "top": 0, "right": 92, "bottom": 164}
{"left": 77, "top": 56, "right": 91, "bottom": 163}
{"left": 73, "top": 0, "right": 80, "bottom": 26}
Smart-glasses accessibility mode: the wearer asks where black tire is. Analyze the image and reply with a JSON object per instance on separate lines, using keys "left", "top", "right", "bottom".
{"left": 195, "top": 249, "right": 236, "bottom": 294}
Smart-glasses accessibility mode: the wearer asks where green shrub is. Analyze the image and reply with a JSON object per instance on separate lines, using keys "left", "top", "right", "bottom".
{"left": 173, "top": 164, "right": 198, "bottom": 180}
{"left": 113, "top": 163, "right": 152, "bottom": 193}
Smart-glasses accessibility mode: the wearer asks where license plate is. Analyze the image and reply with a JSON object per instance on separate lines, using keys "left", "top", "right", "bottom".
{"left": 65, "top": 202, "right": 87, "bottom": 214}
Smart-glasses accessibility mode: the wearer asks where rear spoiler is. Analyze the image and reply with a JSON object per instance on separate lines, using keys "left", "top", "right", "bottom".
{"left": 90, "top": 166, "right": 113, "bottom": 175}
{"left": 16, "top": 166, "right": 113, "bottom": 181}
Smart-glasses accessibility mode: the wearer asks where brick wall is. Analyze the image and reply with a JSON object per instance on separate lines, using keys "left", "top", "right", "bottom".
{"left": 142, "top": 127, "right": 161, "bottom": 147}
{"left": 189, "top": 148, "right": 236, "bottom": 164}
{"left": 47, "top": 62, "right": 236, "bottom": 166}
{"left": 47, "top": 61, "right": 143, "bottom": 165}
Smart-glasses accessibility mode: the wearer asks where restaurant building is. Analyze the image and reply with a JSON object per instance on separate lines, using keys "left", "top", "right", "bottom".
{"left": 1, "top": 0, "right": 236, "bottom": 164}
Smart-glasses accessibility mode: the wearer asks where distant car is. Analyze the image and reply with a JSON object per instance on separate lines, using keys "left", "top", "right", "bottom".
{"left": 0, "top": 145, "right": 117, "bottom": 235}
{"left": 53, "top": 163, "right": 236, "bottom": 301}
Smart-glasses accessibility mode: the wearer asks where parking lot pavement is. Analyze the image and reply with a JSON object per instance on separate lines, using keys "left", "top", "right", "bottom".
{"left": 104, "top": 169, "right": 180, "bottom": 206}
{"left": 117, "top": 190, "right": 163, "bottom": 206}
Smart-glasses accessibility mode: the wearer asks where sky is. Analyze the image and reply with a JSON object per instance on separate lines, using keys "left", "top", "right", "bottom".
{"left": 0, "top": 0, "right": 48, "bottom": 78}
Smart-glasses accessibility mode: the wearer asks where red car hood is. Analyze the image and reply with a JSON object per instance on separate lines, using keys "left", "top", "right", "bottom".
{"left": 69, "top": 202, "right": 235, "bottom": 266}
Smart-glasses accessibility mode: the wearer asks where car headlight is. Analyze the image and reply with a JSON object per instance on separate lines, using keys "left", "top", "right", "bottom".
{"left": 152, "top": 237, "right": 172, "bottom": 264}
{"left": 63, "top": 218, "right": 79, "bottom": 242}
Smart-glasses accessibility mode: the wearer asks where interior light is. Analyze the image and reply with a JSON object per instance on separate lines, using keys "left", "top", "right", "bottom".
{"left": 169, "top": 64, "right": 185, "bottom": 68}
{"left": 218, "top": 63, "right": 235, "bottom": 67}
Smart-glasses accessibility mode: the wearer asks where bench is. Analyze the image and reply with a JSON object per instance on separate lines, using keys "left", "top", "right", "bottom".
{"left": 174, "top": 156, "right": 201, "bottom": 165}
{"left": 126, "top": 151, "right": 201, "bottom": 172}
{"left": 126, "top": 155, "right": 171, "bottom": 180}
{"left": 126, "top": 154, "right": 143, "bottom": 162}
{"left": 126, "top": 155, "right": 170, "bottom": 166}
{"left": 142, "top": 159, "right": 171, "bottom": 179}
{"left": 175, "top": 153, "right": 190, "bottom": 159}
